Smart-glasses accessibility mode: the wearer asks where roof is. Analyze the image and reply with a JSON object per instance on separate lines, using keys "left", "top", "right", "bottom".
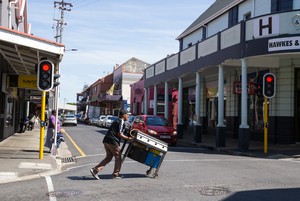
{"left": 0, "top": 26, "right": 64, "bottom": 75}
{"left": 176, "top": 0, "right": 243, "bottom": 40}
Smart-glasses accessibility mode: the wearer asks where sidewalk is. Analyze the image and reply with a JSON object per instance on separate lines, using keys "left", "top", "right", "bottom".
{"left": 178, "top": 128, "right": 300, "bottom": 159}
{"left": 0, "top": 126, "right": 71, "bottom": 184}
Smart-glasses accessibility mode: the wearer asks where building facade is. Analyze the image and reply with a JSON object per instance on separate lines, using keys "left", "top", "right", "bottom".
{"left": 77, "top": 57, "right": 150, "bottom": 117}
{"left": 0, "top": 0, "right": 64, "bottom": 140}
{"left": 143, "top": 0, "right": 300, "bottom": 151}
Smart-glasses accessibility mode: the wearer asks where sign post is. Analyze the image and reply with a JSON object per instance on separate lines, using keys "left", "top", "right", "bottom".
{"left": 39, "top": 91, "right": 46, "bottom": 159}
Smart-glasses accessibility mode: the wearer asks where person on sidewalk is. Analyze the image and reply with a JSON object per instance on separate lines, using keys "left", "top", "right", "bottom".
{"left": 90, "top": 109, "right": 133, "bottom": 180}
{"left": 45, "top": 110, "right": 61, "bottom": 152}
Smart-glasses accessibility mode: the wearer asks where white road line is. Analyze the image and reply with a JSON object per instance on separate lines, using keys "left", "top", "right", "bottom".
{"left": 45, "top": 176, "right": 57, "bottom": 201}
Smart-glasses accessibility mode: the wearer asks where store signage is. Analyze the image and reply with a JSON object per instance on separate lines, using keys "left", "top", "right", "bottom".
{"left": 253, "top": 14, "right": 279, "bottom": 38}
{"left": 268, "top": 36, "right": 300, "bottom": 52}
{"left": 233, "top": 82, "right": 256, "bottom": 95}
{"left": 18, "top": 75, "right": 37, "bottom": 89}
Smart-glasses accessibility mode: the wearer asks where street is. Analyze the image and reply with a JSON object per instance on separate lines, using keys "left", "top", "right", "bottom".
{"left": 0, "top": 124, "right": 300, "bottom": 201}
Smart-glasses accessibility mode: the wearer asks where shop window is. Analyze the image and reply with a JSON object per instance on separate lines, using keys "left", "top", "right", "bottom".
{"left": 157, "top": 102, "right": 165, "bottom": 114}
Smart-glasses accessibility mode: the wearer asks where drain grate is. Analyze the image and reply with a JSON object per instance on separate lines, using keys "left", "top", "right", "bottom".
{"left": 61, "top": 156, "right": 76, "bottom": 163}
{"left": 199, "top": 186, "right": 230, "bottom": 196}
{"left": 47, "top": 190, "right": 82, "bottom": 198}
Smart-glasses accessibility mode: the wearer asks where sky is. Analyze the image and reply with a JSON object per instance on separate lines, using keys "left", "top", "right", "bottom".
{"left": 27, "top": 0, "right": 215, "bottom": 106}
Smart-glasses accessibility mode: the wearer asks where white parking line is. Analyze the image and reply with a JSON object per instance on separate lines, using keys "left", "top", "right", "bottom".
{"left": 45, "top": 176, "right": 56, "bottom": 201}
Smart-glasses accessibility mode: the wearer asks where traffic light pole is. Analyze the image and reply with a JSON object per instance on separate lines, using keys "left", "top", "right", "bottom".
{"left": 39, "top": 91, "right": 46, "bottom": 159}
{"left": 263, "top": 97, "right": 268, "bottom": 154}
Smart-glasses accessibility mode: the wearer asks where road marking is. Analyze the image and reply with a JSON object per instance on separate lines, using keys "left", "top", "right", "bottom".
{"left": 64, "top": 131, "right": 86, "bottom": 157}
{"left": 45, "top": 176, "right": 56, "bottom": 201}
{"left": 0, "top": 172, "right": 18, "bottom": 181}
{"left": 18, "top": 162, "right": 52, "bottom": 169}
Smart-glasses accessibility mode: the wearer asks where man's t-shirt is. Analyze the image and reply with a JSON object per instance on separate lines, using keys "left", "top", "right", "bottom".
{"left": 103, "top": 118, "right": 125, "bottom": 146}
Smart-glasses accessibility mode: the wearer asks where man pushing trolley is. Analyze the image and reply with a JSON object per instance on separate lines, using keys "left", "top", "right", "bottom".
{"left": 121, "top": 129, "right": 168, "bottom": 178}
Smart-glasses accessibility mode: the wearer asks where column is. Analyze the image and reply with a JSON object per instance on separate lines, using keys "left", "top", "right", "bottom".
{"left": 164, "top": 81, "right": 169, "bottom": 120}
{"left": 194, "top": 72, "right": 202, "bottom": 143}
{"left": 216, "top": 65, "right": 226, "bottom": 147}
{"left": 238, "top": 58, "right": 249, "bottom": 151}
{"left": 153, "top": 85, "right": 157, "bottom": 115}
{"left": 177, "top": 77, "right": 184, "bottom": 139}
{"left": 144, "top": 88, "right": 148, "bottom": 115}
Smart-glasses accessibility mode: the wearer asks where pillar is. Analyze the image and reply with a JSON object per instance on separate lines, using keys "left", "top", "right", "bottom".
{"left": 216, "top": 65, "right": 226, "bottom": 147}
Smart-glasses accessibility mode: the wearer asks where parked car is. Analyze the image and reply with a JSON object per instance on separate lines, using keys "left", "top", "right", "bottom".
{"left": 103, "top": 115, "right": 118, "bottom": 128}
{"left": 131, "top": 115, "right": 177, "bottom": 146}
{"left": 96, "top": 115, "right": 106, "bottom": 127}
{"left": 89, "top": 116, "right": 100, "bottom": 125}
{"left": 62, "top": 114, "right": 77, "bottom": 126}
{"left": 124, "top": 115, "right": 136, "bottom": 134}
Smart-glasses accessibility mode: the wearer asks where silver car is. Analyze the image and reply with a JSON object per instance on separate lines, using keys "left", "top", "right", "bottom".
{"left": 104, "top": 115, "right": 118, "bottom": 128}
{"left": 97, "top": 115, "right": 106, "bottom": 127}
{"left": 62, "top": 114, "right": 77, "bottom": 126}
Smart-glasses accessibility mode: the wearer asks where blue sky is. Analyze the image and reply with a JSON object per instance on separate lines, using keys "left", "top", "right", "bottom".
{"left": 28, "top": 0, "right": 215, "bottom": 106}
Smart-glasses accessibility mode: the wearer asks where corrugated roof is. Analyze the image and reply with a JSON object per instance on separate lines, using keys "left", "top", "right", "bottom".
{"left": 176, "top": 0, "right": 241, "bottom": 40}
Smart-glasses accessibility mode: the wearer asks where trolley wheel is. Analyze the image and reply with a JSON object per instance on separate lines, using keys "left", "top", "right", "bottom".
{"left": 152, "top": 173, "right": 158, "bottom": 178}
{"left": 146, "top": 169, "right": 152, "bottom": 175}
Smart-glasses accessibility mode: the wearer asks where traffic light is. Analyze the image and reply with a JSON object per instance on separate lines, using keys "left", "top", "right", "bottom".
{"left": 256, "top": 83, "right": 263, "bottom": 97}
{"left": 53, "top": 74, "right": 60, "bottom": 88}
{"left": 263, "top": 73, "right": 276, "bottom": 98}
{"left": 37, "top": 60, "right": 54, "bottom": 91}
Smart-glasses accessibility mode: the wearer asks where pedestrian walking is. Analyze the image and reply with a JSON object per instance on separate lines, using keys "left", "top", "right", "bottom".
{"left": 90, "top": 109, "right": 133, "bottom": 180}
{"left": 44, "top": 110, "right": 61, "bottom": 153}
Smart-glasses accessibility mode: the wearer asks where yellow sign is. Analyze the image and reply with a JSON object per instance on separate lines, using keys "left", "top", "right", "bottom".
{"left": 18, "top": 75, "right": 37, "bottom": 89}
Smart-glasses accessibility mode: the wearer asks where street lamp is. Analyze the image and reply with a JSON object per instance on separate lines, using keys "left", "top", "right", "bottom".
{"left": 65, "top": 48, "right": 78, "bottom": 52}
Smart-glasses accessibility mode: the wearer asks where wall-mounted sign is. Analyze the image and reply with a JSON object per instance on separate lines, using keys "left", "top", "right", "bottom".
{"left": 18, "top": 75, "right": 37, "bottom": 89}
{"left": 268, "top": 36, "right": 300, "bottom": 52}
{"left": 233, "top": 82, "right": 256, "bottom": 95}
{"left": 253, "top": 14, "right": 279, "bottom": 38}
{"left": 292, "top": 14, "right": 300, "bottom": 30}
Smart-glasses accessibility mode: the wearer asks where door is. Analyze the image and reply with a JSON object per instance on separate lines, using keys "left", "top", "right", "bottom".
{"left": 296, "top": 69, "right": 300, "bottom": 142}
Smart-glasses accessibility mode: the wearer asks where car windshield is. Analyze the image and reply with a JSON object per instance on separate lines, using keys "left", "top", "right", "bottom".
{"left": 66, "top": 115, "right": 75, "bottom": 118}
{"left": 146, "top": 117, "right": 170, "bottom": 126}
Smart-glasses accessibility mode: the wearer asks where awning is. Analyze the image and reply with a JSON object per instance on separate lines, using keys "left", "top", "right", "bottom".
{"left": 0, "top": 26, "right": 64, "bottom": 75}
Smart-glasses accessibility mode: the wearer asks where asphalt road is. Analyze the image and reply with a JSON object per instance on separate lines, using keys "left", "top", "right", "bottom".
{"left": 1, "top": 123, "right": 300, "bottom": 201}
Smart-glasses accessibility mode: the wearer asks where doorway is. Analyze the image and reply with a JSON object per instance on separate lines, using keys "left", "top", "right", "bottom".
{"left": 295, "top": 69, "right": 300, "bottom": 142}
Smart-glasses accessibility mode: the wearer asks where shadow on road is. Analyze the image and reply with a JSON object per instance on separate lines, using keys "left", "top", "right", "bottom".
{"left": 68, "top": 173, "right": 148, "bottom": 181}
{"left": 221, "top": 188, "right": 300, "bottom": 201}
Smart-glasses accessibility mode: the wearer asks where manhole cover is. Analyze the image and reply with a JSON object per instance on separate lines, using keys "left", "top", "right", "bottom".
{"left": 47, "top": 190, "right": 82, "bottom": 198}
{"left": 199, "top": 186, "right": 230, "bottom": 196}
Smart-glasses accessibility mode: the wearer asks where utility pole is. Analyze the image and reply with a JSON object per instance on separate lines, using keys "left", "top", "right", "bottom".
{"left": 49, "top": 0, "right": 72, "bottom": 155}
{"left": 54, "top": 0, "right": 72, "bottom": 43}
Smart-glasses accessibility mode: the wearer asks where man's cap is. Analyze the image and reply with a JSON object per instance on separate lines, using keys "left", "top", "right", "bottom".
{"left": 119, "top": 109, "right": 128, "bottom": 117}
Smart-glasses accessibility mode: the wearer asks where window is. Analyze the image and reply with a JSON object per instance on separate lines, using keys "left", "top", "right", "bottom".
{"left": 202, "top": 26, "right": 207, "bottom": 41}
{"left": 187, "top": 43, "right": 193, "bottom": 48}
{"left": 271, "top": 0, "right": 293, "bottom": 13}
{"left": 228, "top": 6, "right": 238, "bottom": 27}
{"left": 244, "top": 12, "right": 251, "bottom": 20}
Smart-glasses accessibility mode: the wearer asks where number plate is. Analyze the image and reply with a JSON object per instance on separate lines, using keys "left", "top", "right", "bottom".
{"left": 160, "top": 135, "right": 171, "bottom": 139}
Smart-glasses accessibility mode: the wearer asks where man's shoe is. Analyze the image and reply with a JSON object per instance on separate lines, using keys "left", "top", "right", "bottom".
{"left": 112, "top": 174, "right": 123, "bottom": 179}
{"left": 90, "top": 168, "right": 100, "bottom": 180}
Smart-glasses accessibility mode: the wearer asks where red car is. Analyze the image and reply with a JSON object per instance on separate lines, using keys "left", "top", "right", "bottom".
{"left": 130, "top": 115, "right": 177, "bottom": 146}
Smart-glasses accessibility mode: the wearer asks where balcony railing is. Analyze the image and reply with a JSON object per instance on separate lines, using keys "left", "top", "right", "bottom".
{"left": 145, "top": 11, "right": 299, "bottom": 79}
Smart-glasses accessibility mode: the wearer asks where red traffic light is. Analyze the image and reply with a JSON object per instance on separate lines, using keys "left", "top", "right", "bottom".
{"left": 42, "top": 63, "right": 51, "bottom": 71}
{"left": 266, "top": 76, "right": 273, "bottom": 83}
